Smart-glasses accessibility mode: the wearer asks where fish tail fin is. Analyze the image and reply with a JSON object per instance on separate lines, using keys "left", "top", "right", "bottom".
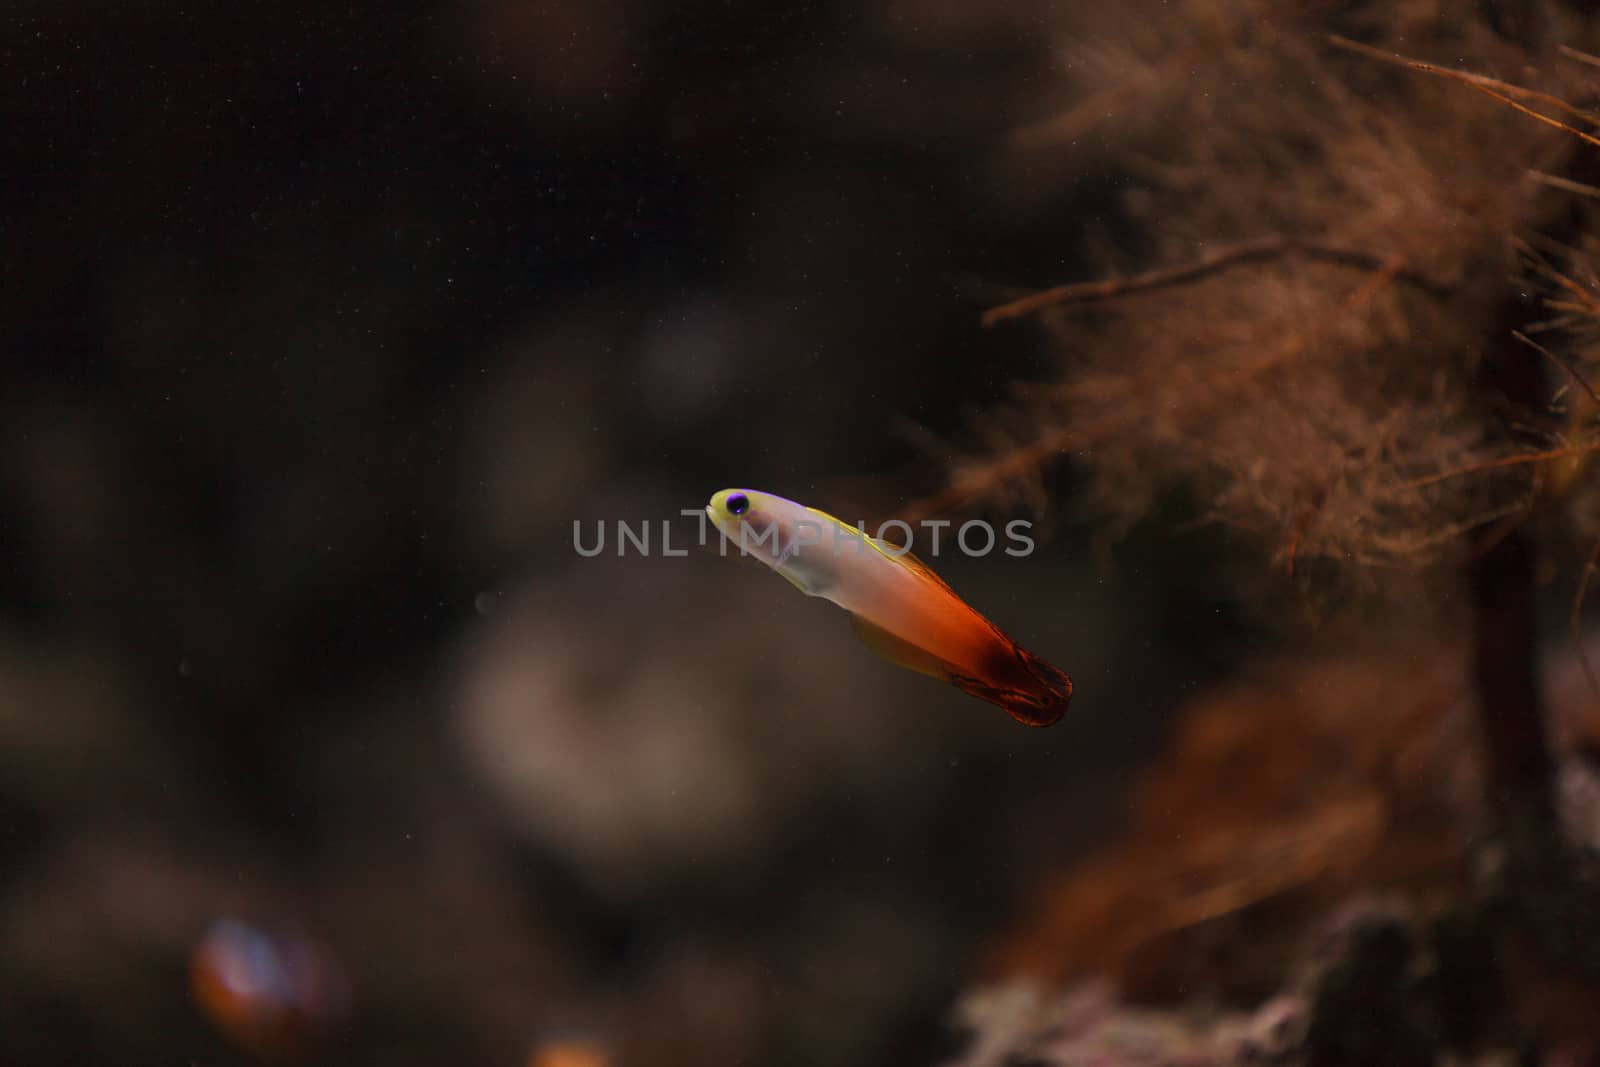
{"left": 951, "top": 642, "right": 1073, "bottom": 727}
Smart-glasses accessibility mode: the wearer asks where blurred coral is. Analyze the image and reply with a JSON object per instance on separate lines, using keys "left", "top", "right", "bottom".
{"left": 962, "top": 632, "right": 1600, "bottom": 1062}
{"left": 983, "top": 646, "right": 1470, "bottom": 1001}
{"left": 919, "top": 2, "right": 1600, "bottom": 584}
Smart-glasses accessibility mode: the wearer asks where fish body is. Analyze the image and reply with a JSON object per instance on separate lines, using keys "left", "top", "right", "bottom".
{"left": 704, "top": 488, "right": 1072, "bottom": 726}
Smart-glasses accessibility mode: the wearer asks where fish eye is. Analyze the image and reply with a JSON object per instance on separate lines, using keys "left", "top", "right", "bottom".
{"left": 727, "top": 492, "right": 749, "bottom": 516}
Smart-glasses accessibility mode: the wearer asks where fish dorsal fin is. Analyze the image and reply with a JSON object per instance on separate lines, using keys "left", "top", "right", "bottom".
{"left": 854, "top": 529, "right": 958, "bottom": 593}
{"left": 847, "top": 613, "right": 951, "bottom": 681}
{"left": 801, "top": 502, "right": 959, "bottom": 593}
{"left": 887, "top": 546, "right": 959, "bottom": 596}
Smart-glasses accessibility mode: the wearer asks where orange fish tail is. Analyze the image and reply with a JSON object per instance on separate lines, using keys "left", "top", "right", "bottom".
{"left": 951, "top": 640, "right": 1073, "bottom": 727}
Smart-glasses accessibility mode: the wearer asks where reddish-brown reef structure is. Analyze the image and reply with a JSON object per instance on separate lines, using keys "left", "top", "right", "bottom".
{"left": 928, "top": 4, "right": 1600, "bottom": 1063}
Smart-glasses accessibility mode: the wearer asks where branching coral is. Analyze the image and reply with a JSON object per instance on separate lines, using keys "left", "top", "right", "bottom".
{"left": 917, "top": 6, "right": 1598, "bottom": 576}
{"left": 927, "top": 2, "right": 1600, "bottom": 1055}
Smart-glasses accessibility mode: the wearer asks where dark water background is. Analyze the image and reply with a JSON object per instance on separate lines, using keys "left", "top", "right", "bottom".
{"left": 0, "top": 4, "right": 1248, "bottom": 1064}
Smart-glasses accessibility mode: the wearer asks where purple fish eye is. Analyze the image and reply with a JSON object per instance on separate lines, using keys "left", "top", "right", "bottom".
{"left": 727, "top": 493, "right": 749, "bottom": 516}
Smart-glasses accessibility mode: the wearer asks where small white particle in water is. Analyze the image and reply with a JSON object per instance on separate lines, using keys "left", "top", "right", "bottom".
{"left": 474, "top": 591, "right": 498, "bottom": 615}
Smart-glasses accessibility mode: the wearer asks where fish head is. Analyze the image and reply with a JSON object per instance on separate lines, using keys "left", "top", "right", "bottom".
{"left": 705, "top": 488, "right": 797, "bottom": 565}
{"left": 705, "top": 487, "right": 757, "bottom": 538}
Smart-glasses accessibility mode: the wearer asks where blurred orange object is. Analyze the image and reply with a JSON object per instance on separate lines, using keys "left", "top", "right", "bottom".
{"left": 190, "top": 917, "right": 349, "bottom": 1056}
{"left": 528, "top": 1038, "right": 610, "bottom": 1067}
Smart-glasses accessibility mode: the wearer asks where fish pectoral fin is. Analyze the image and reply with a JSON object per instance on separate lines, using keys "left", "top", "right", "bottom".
{"left": 847, "top": 614, "right": 951, "bottom": 681}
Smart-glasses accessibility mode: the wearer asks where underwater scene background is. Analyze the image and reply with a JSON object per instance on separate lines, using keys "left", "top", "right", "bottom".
{"left": 11, "top": 2, "right": 1600, "bottom": 1065}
